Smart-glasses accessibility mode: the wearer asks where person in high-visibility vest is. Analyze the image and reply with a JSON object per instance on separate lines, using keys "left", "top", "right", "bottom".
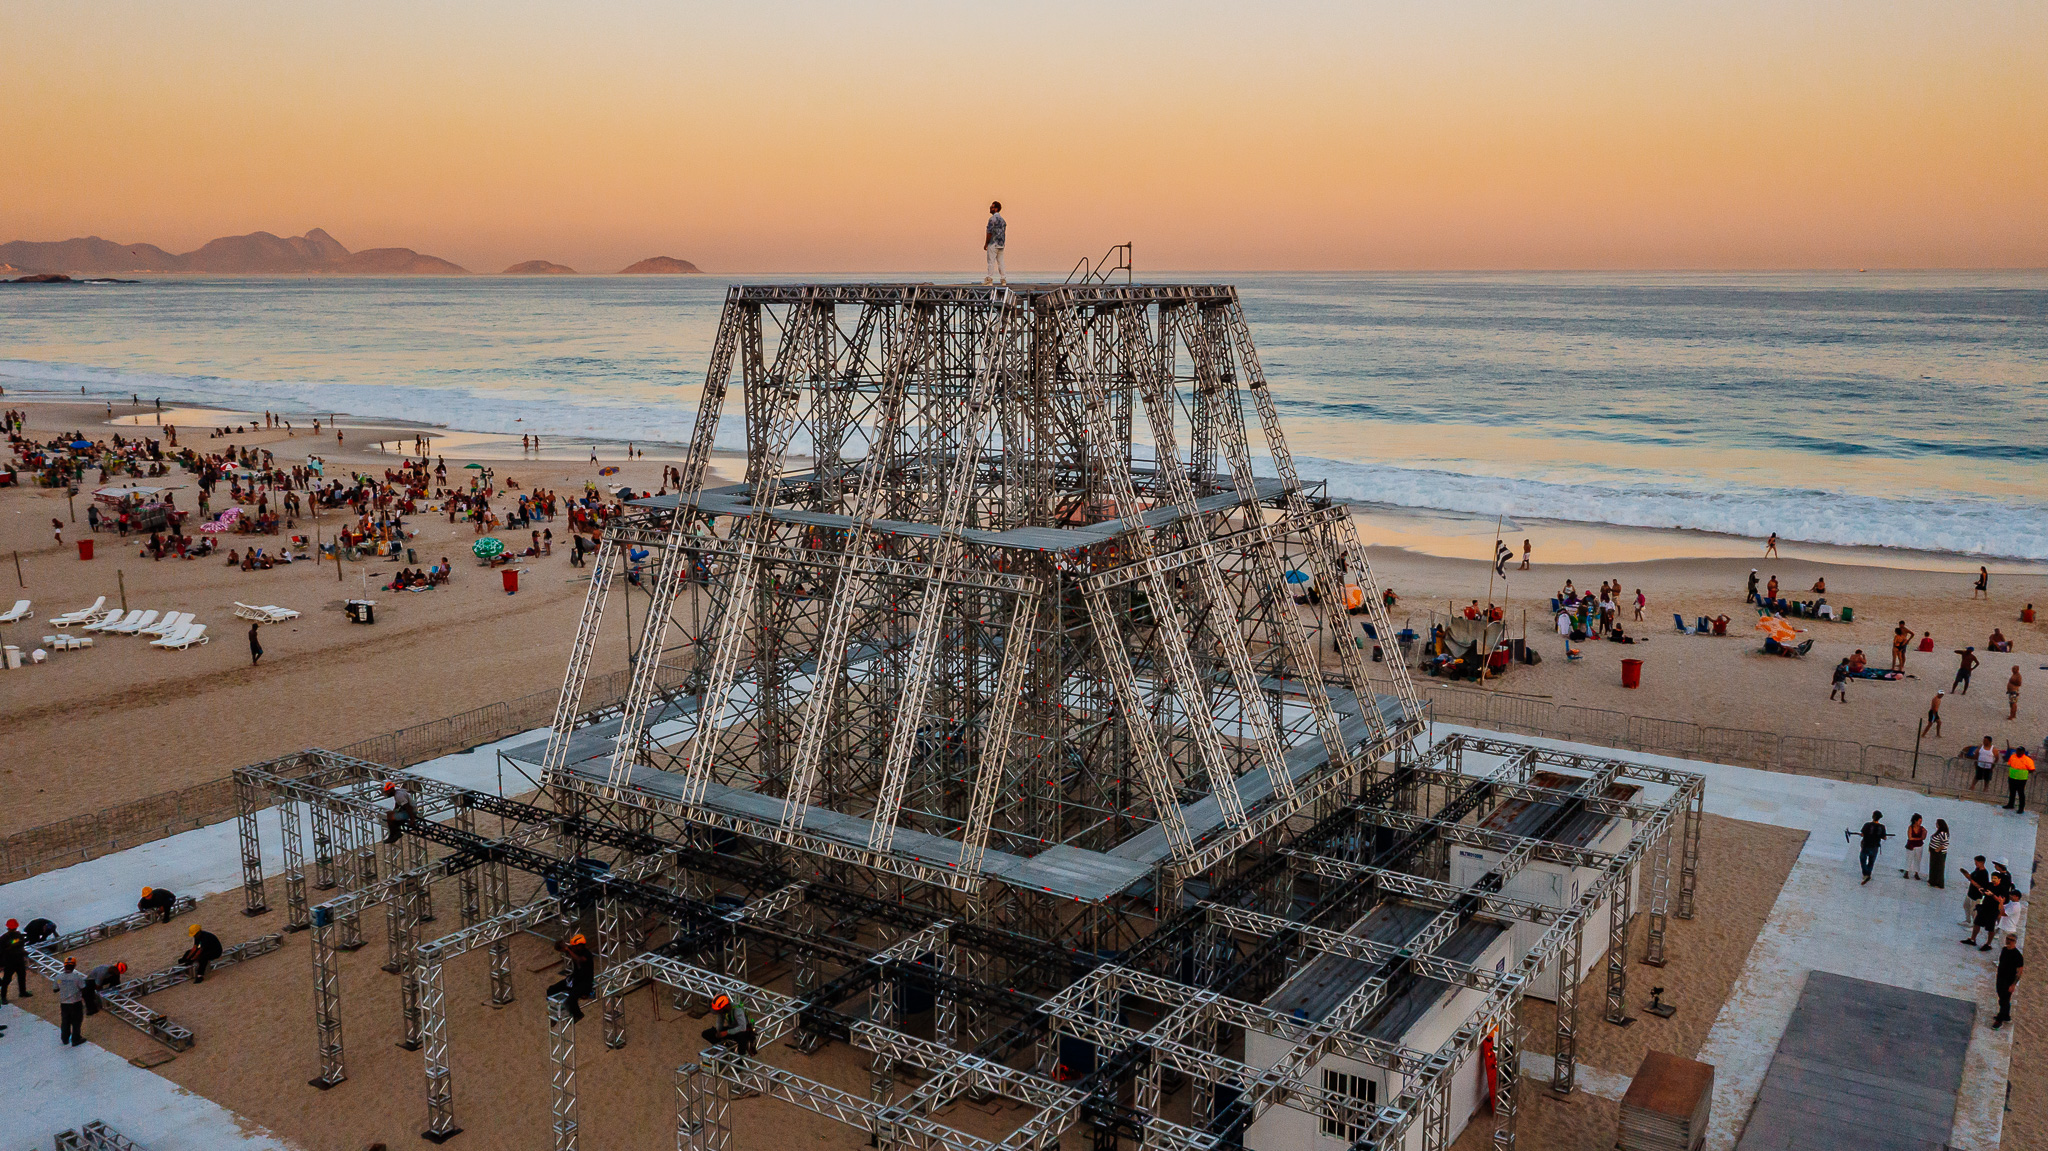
{"left": 2004, "top": 746, "right": 2035, "bottom": 814}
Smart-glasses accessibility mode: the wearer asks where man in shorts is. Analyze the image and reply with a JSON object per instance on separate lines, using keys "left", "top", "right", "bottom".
{"left": 1952, "top": 646, "right": 1979, "bottom": 694}
{"left": 1893, "top": 621, "right": 1916, "bottom": 673}
{"left": 1975, "top": 737, "right": 1999, "bottom": 792}
{"left": 1921, "top": 691, "right": 1944, "bottom": 739}
{"left": 2010, "top": 666, "right": 2023, "bottom": 721}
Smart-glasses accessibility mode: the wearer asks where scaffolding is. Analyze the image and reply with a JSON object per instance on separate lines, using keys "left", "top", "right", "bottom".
{"left": 233, "top": 284, "right": 1712, "bottom": 1151}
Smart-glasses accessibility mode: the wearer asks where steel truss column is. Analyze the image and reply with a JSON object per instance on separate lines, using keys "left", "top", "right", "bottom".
{"left": 696, "top": 1052, "right": 735, "bottom": 1151}
{"left": 455, "top": 803, "right": 480, "bottom": 928}
{"left": 1420, "top": 1071, "right": 1452, "bottom": 1151}
{"left": 789, "top": 900, "right": 822, "bottom": 1054}
{"left": 236, "top": 772, "right": 268, "bottom": 916}
{"left": 421, "top": 956, "right": 460, "bottom": 1143}
{"left": 549, "top": 995, "right": 581, "bottom": 1151}
{"left": 1491, "top": 1015, "right": 1521, "bottom": 1151}
{"left": 280, "top": 798, "right": 309, "bottom": 929}
{"left": 336, "top": 814, "right": 367, "bottom": 950}
{"left": 1135, "top": 1050, "right": 1164, "bottom": 1150}
{"left": 1551, "top": 919, "right": 1580, "bottom": 1095}
{"left": 1677, "top": 784, "right": 1702, "bottom": 919}
{"left": 869, "top": 959, "right": 898, "bottom": 1145}
{"left": 397, "top": 875, "right": 426, "bottom": 1050}
{"left": 1643, "top": 823, "right": 1672, "bottom": 967}
{"left": 383, "top": 843, "right": 409, "bottom": 974}
{"left": 486, "top": 862, "right": 514, "bottom": 1006}
{"left": 1605, "top": 860, "right": 1635, "bottom": 1025}
{"left": 309, "top": 909, "right": 346, "bottom": 1088}
{"left": 310, "top": 800, "right": 338, "bottom": 891}
{"left": 600, "top": 899, "right": 628, "bottom": 1050}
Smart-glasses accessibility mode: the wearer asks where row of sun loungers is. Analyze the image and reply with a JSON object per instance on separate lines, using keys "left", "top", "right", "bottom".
{"left": 11, "top": 599, "right": 225, "bottom": 656}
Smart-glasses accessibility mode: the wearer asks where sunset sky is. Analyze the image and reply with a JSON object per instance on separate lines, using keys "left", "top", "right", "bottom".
{"left": 5, "top": 1, "right": 2044, "bottom": 273}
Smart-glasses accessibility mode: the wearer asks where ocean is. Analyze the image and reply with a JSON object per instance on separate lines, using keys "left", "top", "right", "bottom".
{"left": 3, "top": 272, "right": 2045, "bottom": 560}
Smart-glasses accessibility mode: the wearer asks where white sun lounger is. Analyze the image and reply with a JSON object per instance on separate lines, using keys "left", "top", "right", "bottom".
{"left": 234, "top": 602, "right": 301, "bottom": 623}
{"left": 153, "top": 623, "right": 208, "bottom": 649}
{"left": 50, "top": 597, "right": 108, "bottom": 626}
{"left": 87, "top": 609, "right": 143, "bottom": 633}
{"left": 106, "top": 610, "right": 159, "bottom": 635}
{"left": 258, "top": 604, "right": 301, "bottom": 620}
{"left": 140, "top": 612, "right": 191, "bottom": 638}
{"left": 0, "top": 600, "right": 29, "bottom": 624}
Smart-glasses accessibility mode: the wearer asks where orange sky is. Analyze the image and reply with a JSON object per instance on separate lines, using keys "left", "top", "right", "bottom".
{"left": 4, "top": 1, "right": 2044, "bottom": 273}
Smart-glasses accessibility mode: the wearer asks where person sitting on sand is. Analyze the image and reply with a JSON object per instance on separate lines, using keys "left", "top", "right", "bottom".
{"left": 225, "top": 548, "right": 239, "bottom": 567}
{"left": 1812, "top": 577, "right": 1826, "bottom": 594}
{"left": 1849, "top": 649, "right": 1867, "bottom": 675}
{"left": 1989, "top": 629, "right": 2011, "bottom": 653}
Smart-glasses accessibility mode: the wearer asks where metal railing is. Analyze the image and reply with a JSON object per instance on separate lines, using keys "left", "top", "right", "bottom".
{"left": 0, "top": 668, "right": 636, "bottom": 882}
{"left": 1421, "top": 684, "right": 1994, "bottom": 798}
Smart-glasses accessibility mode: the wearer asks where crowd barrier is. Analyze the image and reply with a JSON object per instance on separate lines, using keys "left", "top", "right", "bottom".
{"left": 0, "top": 672, "right": 2008, "bottom": 882}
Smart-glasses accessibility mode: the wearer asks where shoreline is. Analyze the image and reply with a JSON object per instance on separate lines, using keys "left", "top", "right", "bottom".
{"left": 9, "top": 392, "right": 2045, "bottom": 572}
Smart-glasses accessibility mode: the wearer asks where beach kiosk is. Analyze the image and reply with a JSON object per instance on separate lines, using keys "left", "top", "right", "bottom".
{"left": 1448, "top": 770, "right": 1642, "bottom": 1002}
{"left": 1244, "top": 901, "right": 1518, "bottom": 1151}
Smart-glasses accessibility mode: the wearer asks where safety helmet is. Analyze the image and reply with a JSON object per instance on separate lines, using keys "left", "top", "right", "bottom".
{"left": 189, "top": 923, "right": 202, "bottom": 936}
{"left": 383, "top": 781, "right": 397, "bottom": 794}
{"left": 141, "top": 887, "right": 154, "bottom": 897}
{"left": 5, "top": 919, "right": 15, "bottom": 930}
{"left": 63, "top": 956, "right": 77, "bottom": 967}
{"left": 711, "top": 994, "right": 731, "bottom": 1011}
{"left": 115, "top": 962, "right": 128, "bottom": 974}
{"left": 569, "top": 934, "right": 585, "bottom": 946}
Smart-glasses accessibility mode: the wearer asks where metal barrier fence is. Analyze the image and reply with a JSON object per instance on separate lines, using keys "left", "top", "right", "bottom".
{"left": 1421, "top": 684, "right": 1994, "bottom": 799}
{"left": 0, "top": 668, "right": 636, "bottom": 882}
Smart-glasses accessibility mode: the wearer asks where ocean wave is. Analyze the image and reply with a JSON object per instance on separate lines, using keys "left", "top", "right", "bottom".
{"left": 7, "top": 357, "right": 2046, "bottom": 560}
{"left": 1300, "top": 455, "right": 2048, "bottom": 561}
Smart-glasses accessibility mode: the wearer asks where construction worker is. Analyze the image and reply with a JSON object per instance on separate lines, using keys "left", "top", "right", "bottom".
{"left": 181, "top": 924, "right": 223, "bottom": 984}
{"left": 55, "top": 956, "right": 89, "bottom": 1046}
{"left": 382, "top": 781, "right": 417, "bottom": 844}
{"left": 22, "top": 918, "right": 57, "bottom": 946}
{"left": 702, "top": 992, "right": 757, "bottom": 1056}
{"left": 138, "top": 886, "right": 178, "bottom": 923}
{"left": 0, "top": 919, "right": 30, "bottom": 1002}
{"left": 546, "top": 933, "right": 594, "bottom": 1021}
{"left": 84, "top": 961, "right": 127, "bottom": 1017}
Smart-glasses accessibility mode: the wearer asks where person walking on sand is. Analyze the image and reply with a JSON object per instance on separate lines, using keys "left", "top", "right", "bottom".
{"left": 984, "top": 201, "right": 1007, "bottom": 285}
{"left": 1633, "top": 588, "right": 1646, "bottom": 621}
{"left": 1901, "top": 813, "right": 1926, "bottom": 879}
{"left": 1993, "top": 933, "right": 2024, "bottom": 1030}
{"left": 1952, "top": 646, "right": 1979, "bottom": 694}
{"left": 51, "top": 517, "right": 63, "bottom": 548}
{"left": 1520, "top": 538, "right": 1531, "bottom": 570}
{"left": 1830, "top": 658, "right": 1850, "bottom": 703}
{"left": 1856, "top": 811, "right": 1887, "bottom": 884}
{"left": 247, "top": 621, "right": 262, "bottom": 667}
{"left": 1893, "top": 621, "right": 1916, "bottom": 673}
{"left": 1927, "top": 819, "right": 1949, "bottom": 888}
{"left": 1921, "top": 691, "right": 1944, "bottom": 738}
{"left": 1746, "top": 570, "right": 1760, "bottom": 604}
{"left": 1766, "top": 532, "right": 1779, "bottom": 557}
{"left": 1975, "top": 566, "right": 1990, "bottom": 599}
{"left": 2009, "top": 666, "right": 2023, "bottom": 720}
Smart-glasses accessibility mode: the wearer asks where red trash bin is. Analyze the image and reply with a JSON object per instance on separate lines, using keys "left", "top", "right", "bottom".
{"left": 502, "top": 568, "right": 518, "bottom": 595}
{"left": 1621, "top": 658, "right": 1643, "bottom": 689}
{"left": 77, "top": 538, "right": 93, "bottom": 561}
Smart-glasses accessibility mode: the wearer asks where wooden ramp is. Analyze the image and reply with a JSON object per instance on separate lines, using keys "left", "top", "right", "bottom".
{"left": 1735, "top": 970, "right": 1974, "bottom": 1151}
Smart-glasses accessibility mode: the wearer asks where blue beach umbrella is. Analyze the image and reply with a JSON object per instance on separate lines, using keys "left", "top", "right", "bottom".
{"left": 1284, "top": 569, "right": 1310, "bottom": 584}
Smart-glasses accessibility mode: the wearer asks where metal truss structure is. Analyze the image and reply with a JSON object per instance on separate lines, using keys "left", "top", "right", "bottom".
{"left": 231, "top": 286, "right": 1718, "bottom": 1151}
{"left": 53, "top": 1120, "right": 146, "bottom": 1151}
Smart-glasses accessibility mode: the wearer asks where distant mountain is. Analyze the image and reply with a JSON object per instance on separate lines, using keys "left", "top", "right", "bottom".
{"left": 619, "top": 256, "right": 702, "bottom": 274}
{"left": 0, "top": 228, "right": 468, "bottom": 275}
{"left": 503, "top": 259, "right": 577, "bottom": 275}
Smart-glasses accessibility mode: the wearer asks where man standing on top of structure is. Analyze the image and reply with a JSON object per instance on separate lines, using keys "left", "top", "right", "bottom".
{"left": 984, "top": 201, "right": 1007, "bottom": 286}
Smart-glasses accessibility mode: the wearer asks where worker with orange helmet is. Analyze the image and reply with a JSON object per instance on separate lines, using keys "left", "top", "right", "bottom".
{"left": 181, "top": 923, "right": 223, "bottom": 984}
{"left": 84, "top": 960, "right": 128, "bottom": 1017}
{"left": 547, "top": 932, "right": 595, "bottom": 1021}
{"left": 0, "top": 918, "right": 28, "bottom": 1002}
{"left": 702, "top": 992, "right": 756, "bottom": 1056}
{"left": 382, "top": 780, "right": 417, "bottom": 844}
{"left": 138, "top": 885, "right": 179, "bottom": 923}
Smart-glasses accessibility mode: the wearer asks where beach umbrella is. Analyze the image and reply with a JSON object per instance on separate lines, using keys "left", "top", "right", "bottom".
{"left": 1283, "top": 569, "right": 1310, "bottom": 584}
{"left": 463, "top": 463, "right": 485, "bottom": 470}
{"left": 598, "top": 466, "right": 620, "bottom": 477}
{"left": 1344, "top": 584, "right": 1366, "bottom": 610}
{"left": 473, "top": 537, "right": 505, "bottom": 560}
{"left": 199, "top": 520, "right": 231, "bottom": 534}
{"left": 1754, "top": 616, "right": 1799, "bottom": 643}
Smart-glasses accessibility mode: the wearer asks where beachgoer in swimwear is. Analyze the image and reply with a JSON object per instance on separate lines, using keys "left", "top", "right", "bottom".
{"left": 1893, "top": 622, "right": 1916, "bottom": 673}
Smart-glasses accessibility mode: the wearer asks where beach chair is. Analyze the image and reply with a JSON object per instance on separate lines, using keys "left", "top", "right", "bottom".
{"left": 259, "top": 605, "right": 301, "bottom": 620}
{"left": 140, "top": 612, "right": 191, "bottom": 638}
{"left": 152, "top": 623, "right": 208, "bottom": 649}
{"left": 87, "top": 609, "right": 143, "bottom": 633}
{"left": 105, "top": 609, "right": 159, "bottom": 635}
{"left": 1673, "top": 613, "right": 1696, "bottom": 635}
{"left": 50, "top": 597, "right": 108, "bottom": 627}
{"left": 0, "top": 600, "right": 30, "bottom": 624}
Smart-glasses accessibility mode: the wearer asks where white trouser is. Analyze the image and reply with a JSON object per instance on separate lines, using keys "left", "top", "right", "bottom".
{"left": 985, "top": 244, "right": 1005, "bottom": 283}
